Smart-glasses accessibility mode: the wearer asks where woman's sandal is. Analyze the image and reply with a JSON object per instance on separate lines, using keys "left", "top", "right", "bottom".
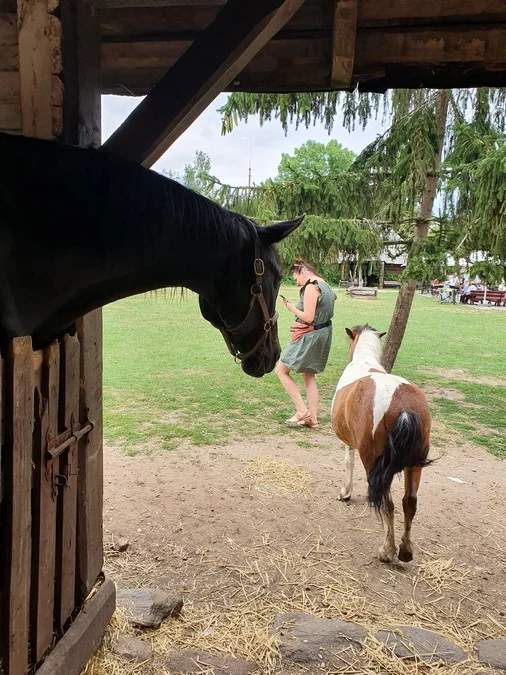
{"left": 296, "top": 418, "right": 319, "bottom": 430}
{"left": 285, "top": 411, "right": 310, "bottom": 426}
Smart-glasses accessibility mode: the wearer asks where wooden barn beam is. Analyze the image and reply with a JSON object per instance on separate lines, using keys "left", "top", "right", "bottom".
{"left": 102, "top": 0, "right": 307, "bottom": 167}
{"left": 17, "top": 0, "right": 53, "bottom": 138}
{"left": 331, "top": 0, "right": 358, "bottom": 88}
{"left": 97, "top": 0, "right": 226, "bottom": 6}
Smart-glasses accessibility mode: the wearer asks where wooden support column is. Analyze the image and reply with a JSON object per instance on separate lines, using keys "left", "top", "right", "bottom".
{"left": 5, "top": 337, "right": 34, "bottom": 675}
{"left": 17, "top": 0, "right": 63, "bottom": 138}
{"left": 60, "top": 0, "right": 104, "bottom": 602}
{"left": 331, "top": 0, "right": 358, "bottom": 88}
{"left": 102, "top": 0, "right": 307, "bottom": 167}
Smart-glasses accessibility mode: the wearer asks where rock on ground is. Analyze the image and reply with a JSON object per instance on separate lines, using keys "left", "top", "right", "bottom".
{"left": 376, "top": 626, "right": 467, "bottom": 664}
{"left": 167, "top": 650, "right": 256, "bottom": 674}
{"left": 272, "top": 612, "right": 367, "bottom": 667}
{"left": 476, "top": 639, "right": 506, "bottom": 669}
{"left": 116, "top": 588, "right": 183, "bottom": 628}
{"left": 113, "top": 635, "right": 152, "bottom": 663}
{"left": 113, "top": 536, "right": 130, "bottom": 552}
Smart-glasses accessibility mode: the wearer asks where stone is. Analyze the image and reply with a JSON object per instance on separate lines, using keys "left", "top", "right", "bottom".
{"left": 116, "top": 588, "right": 183, "bottom": 629}
{"left": 113, "top": 536, "right": 130, "bottom": 552}
{"left": 167, "top": 650, "right": 256, "bottom": 674}
{"left": 272, "top": 612, "right": 367, "bottom": 667}
{"left": 113, "top": 635, "right": 152, "bottom": 663}
{"left": 477, "top": 638, "right": 506, "bottom": 669}
{"left": 376, "top": 626, "right": 467, "bottom": 664}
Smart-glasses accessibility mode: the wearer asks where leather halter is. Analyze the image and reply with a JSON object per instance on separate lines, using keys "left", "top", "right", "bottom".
{"left": 218, "top": 239, "right": 278, "bottom": 362}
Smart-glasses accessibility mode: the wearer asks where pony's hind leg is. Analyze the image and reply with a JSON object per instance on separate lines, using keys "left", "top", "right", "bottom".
{"left": 398, "top": 467, "right": 422, "bottom": 562}
{"left": 378, "top": 492, "right": 396, "bottom": 563}
{"left": 338, "top": 446, "right": 355, "bottom": 501}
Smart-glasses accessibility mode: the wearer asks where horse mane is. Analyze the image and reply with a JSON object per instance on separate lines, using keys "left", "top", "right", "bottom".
{"left": 0, "top": 132, "right": 252, "bottom": 250}
{"left": 352, "top": 324, "right": 383, "bottom": 364}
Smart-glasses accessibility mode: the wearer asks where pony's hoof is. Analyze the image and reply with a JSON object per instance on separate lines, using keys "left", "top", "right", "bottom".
{"left": 378, "top": 546, "right": 395, "bottom": 563}
{"left": 338, "top": 488, "right": 351, "bottom": 501}
{"left": 398, "top": 545, "right": 413, "bottom": 562}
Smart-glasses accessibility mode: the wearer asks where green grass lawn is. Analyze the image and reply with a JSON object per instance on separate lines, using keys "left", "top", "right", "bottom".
{"left": 103, "top": 289, "right": 506, "bottom": 457}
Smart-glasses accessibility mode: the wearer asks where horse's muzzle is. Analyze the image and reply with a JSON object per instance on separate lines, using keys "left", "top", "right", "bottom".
{"left": 241, "top": 342, "right": 280, "bottom": 378}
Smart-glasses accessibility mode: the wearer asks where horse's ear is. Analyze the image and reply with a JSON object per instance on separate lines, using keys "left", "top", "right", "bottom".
{"left": 257, "top": 214, "right": 305, "bottom": 245}
{"left": 378, "top": 332, "right": 386, "bottom": 338}
{"left": 345, "top": 328, "right": 354, "bottom": 339}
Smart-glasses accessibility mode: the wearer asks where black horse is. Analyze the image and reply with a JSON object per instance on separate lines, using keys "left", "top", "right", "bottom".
{"left": 0, "top": 132, "right": 303, "bottom": 377}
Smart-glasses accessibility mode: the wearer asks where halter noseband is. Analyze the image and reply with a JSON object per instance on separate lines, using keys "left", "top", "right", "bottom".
{"left": 218, "top": 238, "right": 278, "bottom": 363}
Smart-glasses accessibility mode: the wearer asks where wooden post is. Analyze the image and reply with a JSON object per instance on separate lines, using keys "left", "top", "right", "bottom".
{"left": 75, "top": 312, "right": 104, "bottom": 601}
{"left": 59, "top": 0, "right": 104, "bottom": 604}
{"left": 5, "top": 337, "right": 34, "bottom": 675}
{"left": 31, "top": 342, "right": 59, "bottom": 662}
{"left": 56, "top": 335, "right": 80, "bottom": 629}
{"left": 331, "top": 0, "right": 358, "bottom": 87}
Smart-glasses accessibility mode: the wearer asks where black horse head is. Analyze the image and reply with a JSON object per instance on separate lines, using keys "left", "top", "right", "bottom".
{"left": 0, "top": 132, "right": 302, "bottom": 378}
{"left": 198, "top": 216, "right": 304, "bottom": 377}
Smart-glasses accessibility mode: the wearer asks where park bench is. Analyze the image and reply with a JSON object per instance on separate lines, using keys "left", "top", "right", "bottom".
{"left": 347, "top": 286, "right": 378, "bottom": 299}
{"left": 469, "top": 290, "right": 506, "bottom": 306}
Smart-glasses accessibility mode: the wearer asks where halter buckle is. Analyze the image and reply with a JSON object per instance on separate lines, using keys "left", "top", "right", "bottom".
{"left": 254, "top": 258, "right": 265, "bottom": 276}
{"left": 251, "top": 283, "right": 262, "bottom": 296}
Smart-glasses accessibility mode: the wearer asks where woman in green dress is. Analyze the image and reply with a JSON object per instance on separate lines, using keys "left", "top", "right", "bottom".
{"left": 276, "top": 258, "right": 337, "bottom": 430}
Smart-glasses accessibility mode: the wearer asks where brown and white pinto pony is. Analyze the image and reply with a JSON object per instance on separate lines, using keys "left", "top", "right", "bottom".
{"left": 331, "top": 325, "right": 431, "bottom": 563}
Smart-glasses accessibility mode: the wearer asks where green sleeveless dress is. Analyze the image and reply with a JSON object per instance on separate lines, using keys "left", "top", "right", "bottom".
{"left": 280, "top": 280, "right": 337, "bottom": 374}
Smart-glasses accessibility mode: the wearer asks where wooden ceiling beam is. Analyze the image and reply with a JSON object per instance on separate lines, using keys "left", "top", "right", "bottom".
{"left": 331, "top": 0, "right": 358, "bottom": 88}
{"left": 102, "top": 0, "right": 306, "bottom": 167}
{"left": 97, "top": 0, "right": 226, "bottom": 6}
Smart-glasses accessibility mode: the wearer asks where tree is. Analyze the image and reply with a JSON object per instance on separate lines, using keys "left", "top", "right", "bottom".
{"left": 204, "top": 139, "right": 382, "bottom": 283}
{"left": 163, "top": 150, "right": 214, "bottom": 197}
{"left": 219, "top": 88, "right": 506, "bottom": 371}
{"left": 275, "top": 139, "right": 354, "bottom": 182}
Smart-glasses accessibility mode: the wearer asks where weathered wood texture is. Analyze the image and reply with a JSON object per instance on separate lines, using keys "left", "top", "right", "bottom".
{"left": 56, "top": 335, "right": 80, "bottom": 629}
{"left": 331, "top": 0, "right": 358, "bottom": 87}
{"left": 0, "top": 3, "right": 63, "bottom": 135}
{"left": 17, "top": 0, "right": 53, "bottom": 137}
{"left": 36, "top": 578, "right": 116, "bottom": 675}
{"left": 60, "top": 0, "right": 101, "bottom": 147}
{"left": 102, "top": 0, "right": 308, "bottom": 165}
{"left": 0, "top": 330, "right": 106, "bottom": 674}
{"left": 31, "top": 342, "right": 59, "bottom": 663}
{"left": 5, "top": 337, "right": 34, "bottom": 675}
{"left": 97, "top": 0, "right": 506, "bottom": 94}
{"left": 76, "top": 312, "right": 104, "bottom": 601}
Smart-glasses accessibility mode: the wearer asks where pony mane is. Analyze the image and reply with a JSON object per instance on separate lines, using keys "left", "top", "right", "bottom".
{"left": 352, "top": 325, "right": 383, "bottom": 365}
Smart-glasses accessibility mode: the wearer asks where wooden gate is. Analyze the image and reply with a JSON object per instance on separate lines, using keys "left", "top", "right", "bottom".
{"left": 0, "top": 313, "right": 115, "bottom": 675}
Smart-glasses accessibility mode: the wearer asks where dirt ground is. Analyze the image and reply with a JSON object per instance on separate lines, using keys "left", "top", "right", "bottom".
{"left": 99, "top": 420, "right": 506, "bottom": 674}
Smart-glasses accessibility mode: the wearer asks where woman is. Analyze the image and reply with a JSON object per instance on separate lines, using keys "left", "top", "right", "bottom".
{"left": 276, "top": 258, "right": 337, "bottom": 429}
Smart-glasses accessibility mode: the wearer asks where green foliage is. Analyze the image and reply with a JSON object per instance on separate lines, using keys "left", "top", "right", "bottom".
{"left": 163, "top": 150, "right": 214, "bottom": 198}
{"left": 469, "top": 260, "right": 504, "bottom": 286}
{"left": 275, "top": 139, "right": 355, "bottom": 182}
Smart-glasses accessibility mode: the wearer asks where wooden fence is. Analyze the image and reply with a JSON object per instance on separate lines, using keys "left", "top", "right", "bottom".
{"left": 0, "top": 313, "right": 114, "bottom": 675}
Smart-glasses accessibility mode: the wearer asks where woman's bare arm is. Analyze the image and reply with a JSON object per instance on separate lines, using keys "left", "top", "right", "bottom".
{"left": 284, "top": 283, "right": 320, "bottom": 323}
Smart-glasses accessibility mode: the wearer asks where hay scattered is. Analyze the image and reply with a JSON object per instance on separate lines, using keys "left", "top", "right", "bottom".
{"left": 242, "top": 457, "right": 309, "bottom": 496}
{"left": 88, "top": 533, "right": 505, "bottom": 674}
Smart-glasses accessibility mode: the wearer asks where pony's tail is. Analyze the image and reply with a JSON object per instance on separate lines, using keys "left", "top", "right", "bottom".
{"left": 368, "top": 412, "right": 432, "bottom": 511}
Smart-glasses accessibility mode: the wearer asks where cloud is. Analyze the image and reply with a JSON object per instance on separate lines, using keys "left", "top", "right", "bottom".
{"left": 102, "top": 93, "right": 386, "bottom": 186}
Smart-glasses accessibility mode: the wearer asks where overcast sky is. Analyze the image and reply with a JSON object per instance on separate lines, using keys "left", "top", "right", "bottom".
{"left": 102, "top": 93, "right": 387, "bottom": 186}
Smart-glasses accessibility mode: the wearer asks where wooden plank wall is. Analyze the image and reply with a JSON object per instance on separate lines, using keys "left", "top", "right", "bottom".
{"left": 1, "top": 334, "right": 95, "bottom": 673}
{"left": 0, "top": 0, "right": 63, "bottom": 136}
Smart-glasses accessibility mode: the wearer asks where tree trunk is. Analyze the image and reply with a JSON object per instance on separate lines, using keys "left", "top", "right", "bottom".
{"left": 379, "top": 261, "right": 385, "bottom": 289}
{"left": 382, "top": 90, "right": 450, "bottom": 373}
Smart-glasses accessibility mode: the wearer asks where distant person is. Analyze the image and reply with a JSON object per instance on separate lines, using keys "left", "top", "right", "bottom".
{"left": 276, "top": 258, "right": 336, "bottom": 430}
{"left": 460, "top": 281, "right": 470, "bottom": 304}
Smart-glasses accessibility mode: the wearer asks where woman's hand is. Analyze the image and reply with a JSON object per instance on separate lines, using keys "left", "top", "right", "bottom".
{"left": 283, "top": 297, "right": 293, "bottom": 311}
